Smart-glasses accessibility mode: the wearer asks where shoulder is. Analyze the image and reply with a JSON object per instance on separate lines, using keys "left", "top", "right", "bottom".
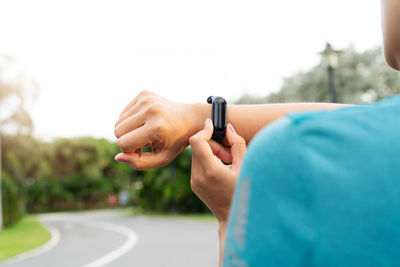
{"left": 224, "top": 96, "right": 400, "bottom": 266}
{"left": 245, "top": 95, "right": 400, "bottom": 173}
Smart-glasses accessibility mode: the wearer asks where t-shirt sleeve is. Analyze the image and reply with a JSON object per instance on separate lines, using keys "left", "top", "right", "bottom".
{"left": 223, "top": 117, "right": 316, "bottom": 267}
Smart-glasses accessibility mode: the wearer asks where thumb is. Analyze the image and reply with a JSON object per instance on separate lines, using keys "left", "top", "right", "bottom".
{"left": 189, "top": 118, "right": 214, "bottom": 161}
{"left": 115, "top": 151, "right": 171, "bottom": 170}
{"left": 225, "top": 123, "right": 247, "bottom": 170}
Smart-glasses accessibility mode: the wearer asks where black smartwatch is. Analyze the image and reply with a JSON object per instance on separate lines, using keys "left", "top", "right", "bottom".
{"left": 207, "top": 96, "right": 227, "bottom": 143}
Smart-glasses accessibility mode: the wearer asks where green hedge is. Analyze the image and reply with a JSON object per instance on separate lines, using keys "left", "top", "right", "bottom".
{"left": 26, "top": 175, "right": 122, "bottom": 213}
{"left": 1, "top": 172, "right": 25, "bottom": 226}
{"left": 2, "top": 135, "right": 209, "bottom": 216}
{"left": 138, "top": 149, "right": 209, "bottom": 213}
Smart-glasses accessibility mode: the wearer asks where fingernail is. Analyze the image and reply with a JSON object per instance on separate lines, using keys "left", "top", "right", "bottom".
{"left": 205, "top": 118, "right": 212, "bottom": 127}
{"left": 228, "top": 123, "right": 235, "bottom": 133}
{"left": 115, "top": 153, "right": 124, "bottom": 162}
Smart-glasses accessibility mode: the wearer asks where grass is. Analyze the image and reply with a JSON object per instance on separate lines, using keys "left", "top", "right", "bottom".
{"left": 0, "top": 216, "right": 51, "bottom": 262}
{"left": 118, "top": 207, "right": 217, "bottom": 222}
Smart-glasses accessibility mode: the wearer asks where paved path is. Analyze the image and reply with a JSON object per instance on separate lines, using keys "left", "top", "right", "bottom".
{"left": 1, "top": 210, "right": 219, "bottom": 267}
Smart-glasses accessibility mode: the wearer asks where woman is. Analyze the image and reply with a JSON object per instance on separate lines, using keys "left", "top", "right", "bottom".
{"left": 115, "top": 1, "right": 400, "bottom": 265}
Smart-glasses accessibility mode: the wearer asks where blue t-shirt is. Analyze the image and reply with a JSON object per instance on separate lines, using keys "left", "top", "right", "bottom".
{"left": 223, "top": 96, "right": 400, "bottom": 267}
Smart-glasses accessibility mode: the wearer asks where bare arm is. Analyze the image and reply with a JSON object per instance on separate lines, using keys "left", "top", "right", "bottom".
{"left": 218, "top": 223, "right": 227, "bottom": 267}
{"left": 187, "top": 102, "right": 349, "bottom": 145}
{"left": 114, "top": 90, "right": 349, "bottom": 169}
{"left": 189, "top": 120, "right": 246, "bottom": 266}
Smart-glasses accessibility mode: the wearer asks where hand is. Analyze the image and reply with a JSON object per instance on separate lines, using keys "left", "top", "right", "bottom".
{"left": 189, "top": 119, "right": 246, "bottom": 225}
{"left": 114, "top": 90, "right": 209, "bottom": 170}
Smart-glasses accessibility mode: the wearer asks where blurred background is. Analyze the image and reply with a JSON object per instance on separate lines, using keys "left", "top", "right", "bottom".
{"left": 1, "top": 0, "right": 400, "bottom": 266}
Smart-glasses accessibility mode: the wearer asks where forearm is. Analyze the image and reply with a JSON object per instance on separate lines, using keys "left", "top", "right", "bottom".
{"left": 218, "top": 222, "right": 227, "bottom": 267}
{"left": 187, "top": 102, "right": 350, "bottom": 144}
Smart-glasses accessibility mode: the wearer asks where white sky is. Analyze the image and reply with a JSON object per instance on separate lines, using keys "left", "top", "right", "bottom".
{"left": 0, "top": 0, "right": 382, "bottom": 140}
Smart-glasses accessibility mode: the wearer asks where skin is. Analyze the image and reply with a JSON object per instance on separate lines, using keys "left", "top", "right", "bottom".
{"left": 114, "top": 90, "right": 348, "bottom": 169}
{"left": 381, "top": 0, "right": 400, "bottom": 70}
{"left": 189, "top": 119, "right": 246, "bottom": 267}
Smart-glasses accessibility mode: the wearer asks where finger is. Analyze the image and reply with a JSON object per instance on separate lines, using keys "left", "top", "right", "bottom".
{"left": 226, "top": 123, "right": 247, "bottom": 170}
{"left": 209, "top": 140, "right": 232, "bottom": 163}
{"left": 115, "top": 103, "right": 143, "bottom": 128}
{"left": 189, "top": 118, "right": 214, "bottom": 162}
{"left": 114, "top": 111, "right": 145, "bottom": 139}
{"left": 115, "top": 151, "right": 170, "bottom": 170}
{"left": 117, "top": 126, "right": 150, "bottom": 153}
{"left": 119, "top": 90, "right": 151, "bottom": 118}
{"left": 119, "top": 97, "right": 139, "bottom": 118}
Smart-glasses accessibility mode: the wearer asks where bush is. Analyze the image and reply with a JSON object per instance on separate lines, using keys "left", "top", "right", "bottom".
{"left": 137, "top": 148, "right": 209, "bottom": 213}
{"left": 26, "top": 175, "right": 122, "bottom": 213}
{"left": 2, "top": 135, "right": 208, "bottom": 215}
{"left": 1, "top": 172, "right": 25, "bottom": 226}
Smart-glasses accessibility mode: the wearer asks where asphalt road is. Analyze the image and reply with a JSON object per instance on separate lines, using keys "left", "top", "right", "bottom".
{"left": 1, "top": 210, "right": 219, "bottom": 267}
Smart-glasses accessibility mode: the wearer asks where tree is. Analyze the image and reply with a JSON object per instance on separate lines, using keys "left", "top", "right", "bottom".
{"left": 0, "top": 55, "right": 39, "bottom": 229}
{"left": 235, "top": 46, "right": 400, "bottom": 104}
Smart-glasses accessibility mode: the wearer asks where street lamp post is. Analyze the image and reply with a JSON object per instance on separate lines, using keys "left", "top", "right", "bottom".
{"left": 321, "top": 43, "right": 340, "bottom": 103}
{"left": 327, "top": 63, "right": 337, "bottom": 103}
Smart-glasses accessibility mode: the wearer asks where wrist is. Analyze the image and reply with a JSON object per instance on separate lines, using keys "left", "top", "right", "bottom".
{"left": 218, "top": 221, "right": 228, "bottom": 267}
{"left": 218, "top": 220, "right": 228, "bottom": 238}
{"left": 184, "top": 102, "right": 211, "bottom": 136}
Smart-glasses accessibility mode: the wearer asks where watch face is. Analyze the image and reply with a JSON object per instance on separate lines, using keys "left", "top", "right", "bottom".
{"left": 208, "top": 96, "right": 227, "bottom": 143}
{"left": 212, "top": 101, "right": 227, "bottom": 130}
